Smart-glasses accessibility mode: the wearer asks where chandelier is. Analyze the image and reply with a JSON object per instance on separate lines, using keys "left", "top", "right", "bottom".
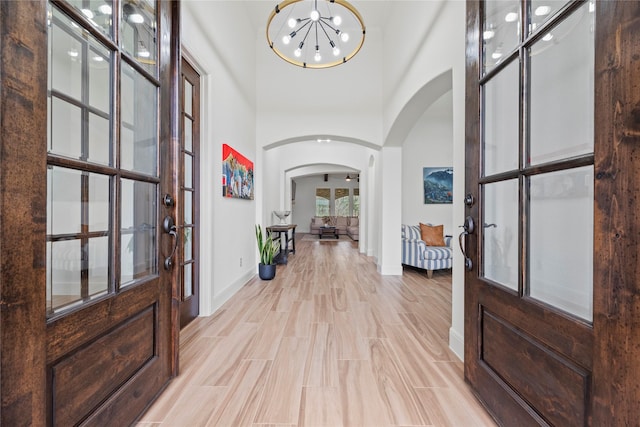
{"left": 266, "top": 0, "right": 366, "bottom": 69}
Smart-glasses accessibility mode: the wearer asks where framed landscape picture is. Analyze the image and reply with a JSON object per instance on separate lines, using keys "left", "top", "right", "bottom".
{"left": 423, "top": 167, "right": 453, "bottom": 204}
{"left": 222, "top": 144, "right": 254, "bottom": 200}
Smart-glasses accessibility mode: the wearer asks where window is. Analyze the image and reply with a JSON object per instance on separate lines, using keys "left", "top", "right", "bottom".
{"left": 353, "top": 188, "right": 360, "bottom": 217}
{"left": 334, "top": 188, "right": 349, "bottom": 216}
{"left": 315, "top": 188, "right": 330, "bottom": 216}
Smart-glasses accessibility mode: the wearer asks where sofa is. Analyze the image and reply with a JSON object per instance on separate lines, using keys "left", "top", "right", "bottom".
{"left": 401, "top": 224, "right": 452, "bottom": 278}
{"left": 346, "top": 217, "right": 359, "bottom": 241}
{"left": 310, "top": 216, "right": 359, "bottom": 240}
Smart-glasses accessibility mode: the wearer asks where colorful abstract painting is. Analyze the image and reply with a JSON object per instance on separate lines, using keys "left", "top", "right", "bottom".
{"left": 222, "top": 144, "right": 254, "bottom": 200}
{"left": 423, "top": 167, "right": 453, "bottom": 204}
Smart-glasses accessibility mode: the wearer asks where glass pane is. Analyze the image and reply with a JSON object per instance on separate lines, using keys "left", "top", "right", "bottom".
{"left": 49, "top": 6, "right": 112, "bottom": 162}
{"left": 50, "top": 13, "right": 82, "bottom": 101}
{"left": 121, "top": 179, "right": 157, "bottom": 285}
{"left": 48, "top": 167, "right": 81, "bottom": 235}
{"left": 51, "top": 98, "right": 82, "bottom": 159}
{"left": 484, "top": 60, "right": 519, "bottom": 176}
{"left": 88, "top": 173, "right": 110, "bottom": 232}
{"left": 529, "top": 2, "right": 594, "bottom": 165}
{"left": 184, "top": 116, "right": 193, "bottom": 152}
{"left": 88, "top": 236, "right": 109, "bottom": 297}
{"left": 121, "top": 0, "right": 157, "bottom": 76}
{"left": 353, "top": 195, "right": 360, "bottom": 217}
{"left": 185, "top": 80, "right": 193, "bottom": 116}
{"left": 184, "top": 190, "right": 193, "bottom": 225}
{"left": 88, "top": 113, "right": 110, "bottom": 165}
{"left": 89, "top": 47, "right": 110, "bottom": 113}
{"left": 529, "top": 167, "right": 593, "bottom": 321}
{"left": 483, "top": 0, "right": 521, "bottom": 74}
{"left": 47, "top": 240, "right": 82, "bottom": 312}
{"left": 184, "top": 263, "right": 193, "bottom": 298}
{"left": 483, "top": 179, "right": 519, "bottom": 291}
{"left": 316, "top": 188, "right": 330, "bottom": 216}
{"left": 65, "top": 0, "right": 113, "bottom": 36}
{"left": 530, "top": 0, "right": 570, "bottom": 34}
{"left": 335, "top": 188, "right": 350, "bottom": 216}
{"left": 121, "top": 62, "right": 158, "bottom": 176}
{"left": 184, "top": 228, "right": 193, "bottom": 261}
{"left": 184, "top": 153, "right": 193, "bottom": 189}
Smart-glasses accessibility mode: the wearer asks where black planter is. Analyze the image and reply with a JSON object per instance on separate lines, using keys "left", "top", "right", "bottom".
{"left": 258, "top": 263, "right": 276, "bottom": 280}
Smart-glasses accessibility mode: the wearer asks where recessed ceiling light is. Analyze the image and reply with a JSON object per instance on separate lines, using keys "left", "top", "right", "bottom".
{"left": 81, "top": 8, "right": 94, "bottom": 19}
{"left": 535, "top": 5, "right": 551, "bottom": 16}
{"left": 483, "top": 29, "right": 495, "bottom": 40}
{"left": 98, "top": 4, "right": 112, "bottom": 15}
{"left": 542, "top": 33, "right": 554, "bottom": 42}
{"left": 505, "top": 12, "right": 518, "bottom": 23}
{"left": 491, "top": 51, "right": 503, "bottom": 59}
{"left": 129, "top": 13, "right": 144, "bottom": 24}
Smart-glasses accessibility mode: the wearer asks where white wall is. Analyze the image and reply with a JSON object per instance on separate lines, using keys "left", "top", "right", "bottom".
{"left": 402, "top": 91, "right": 454, "bottom": 236}
{"left": 382, "top": 1, "right": 467, "bottom": 359}
{"left": 182, "top": 2, "right": 258, "bottom": 316}
{"left": 291, "top": 175, "right": 360, "bottom": 233}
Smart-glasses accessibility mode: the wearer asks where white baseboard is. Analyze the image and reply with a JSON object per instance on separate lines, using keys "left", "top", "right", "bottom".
{"left": 377, "top": 263, "right": 403, "bottom": 276}
{"left": 200, "top": 269, "right": 255, "bottom": 317}
{"left": 449, "top": 327, "right": 464, "bottom": 361}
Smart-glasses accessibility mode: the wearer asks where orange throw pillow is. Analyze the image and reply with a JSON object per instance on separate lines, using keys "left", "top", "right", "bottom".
{"left": 419, "top": 223, "right": 446, "bottom": 246}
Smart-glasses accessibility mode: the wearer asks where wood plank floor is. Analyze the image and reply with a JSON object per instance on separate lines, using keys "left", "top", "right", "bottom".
{"left": 137, "top": 237, "right": 497, "bottom": 427}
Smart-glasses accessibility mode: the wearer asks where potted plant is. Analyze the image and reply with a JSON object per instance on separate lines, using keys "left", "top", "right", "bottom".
{"left": 255, "top": 224, "right": 280, "bottom": 280}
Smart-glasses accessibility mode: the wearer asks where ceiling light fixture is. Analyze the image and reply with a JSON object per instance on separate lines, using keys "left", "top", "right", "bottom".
{"left": 266, "top": 0, "right": 366, "bottom": 69}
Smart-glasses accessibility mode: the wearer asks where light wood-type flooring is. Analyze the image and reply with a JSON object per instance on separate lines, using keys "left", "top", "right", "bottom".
{"left": 137, "top": 237, "right": 497, "bottom": 427}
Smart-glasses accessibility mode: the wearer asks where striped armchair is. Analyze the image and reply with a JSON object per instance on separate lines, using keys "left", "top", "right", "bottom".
{"left": 401, "top": 224, "right": 453, "bottom": 278}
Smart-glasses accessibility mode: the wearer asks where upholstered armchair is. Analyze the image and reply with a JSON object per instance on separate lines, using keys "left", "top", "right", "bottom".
{"left": 401, "top": 224, "right": 453, "bottom": 278}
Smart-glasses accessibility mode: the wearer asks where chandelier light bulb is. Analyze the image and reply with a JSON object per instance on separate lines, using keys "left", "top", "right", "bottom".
{"left": 288, "top": 18, "right": 297, "bottom": 28}
{"left": 333, "top": 46, "right": 340, "bottom": 56}
{"left": 283, "top": 35, "right": 291, "bottom": 44}
{"left": 340, "top": 32, "right": 349, "bottom": 42}
{"left": 333, "top": 15, "right": 342, "bottom": 26}
{"left": 310, "top": 9, "right": 320, "bottom": 21}
{"left": 294, "top": 48, "right": 302, "bottom": 57}
{"left": 314, "top": 50, "right": 321, "bottom": 62}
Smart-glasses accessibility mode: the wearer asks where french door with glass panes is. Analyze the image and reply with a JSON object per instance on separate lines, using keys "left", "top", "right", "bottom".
{"left": 179, "top": 57, "right": 200, "bottom": 327}
{"left": 465, "top": 1, "right": 640, "bottom": 424}
{"left": 44, "top": 0, "right": 178, "bottom": 424}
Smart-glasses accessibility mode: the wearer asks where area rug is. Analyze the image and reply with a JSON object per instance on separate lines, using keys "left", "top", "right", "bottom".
{"left": 300, "top": 233, "right": 353, "bottom": 242}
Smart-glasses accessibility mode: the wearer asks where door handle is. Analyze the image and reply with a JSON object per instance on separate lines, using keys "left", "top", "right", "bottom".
{"left": 458, "top": 215, "right": 474, "bottom": 271}
{"left": 163, "top": 216, "right": 179, "bottom": 270}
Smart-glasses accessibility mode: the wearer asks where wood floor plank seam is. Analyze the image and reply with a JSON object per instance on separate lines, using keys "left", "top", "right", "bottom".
{"left": 137, "top": 237, "right": 496, "bottom": 427}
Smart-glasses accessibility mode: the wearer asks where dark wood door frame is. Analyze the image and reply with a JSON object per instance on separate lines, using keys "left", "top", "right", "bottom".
{"left": 464, "top": 1, "right": 640, "bottom": 424}
{"left": 0, "top": 1, "right": 48, "bottom": 422}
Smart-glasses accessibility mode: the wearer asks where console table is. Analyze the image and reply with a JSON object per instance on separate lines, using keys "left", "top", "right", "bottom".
{"left": 266, "top": 224, "right": 297, "bottom": 265}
